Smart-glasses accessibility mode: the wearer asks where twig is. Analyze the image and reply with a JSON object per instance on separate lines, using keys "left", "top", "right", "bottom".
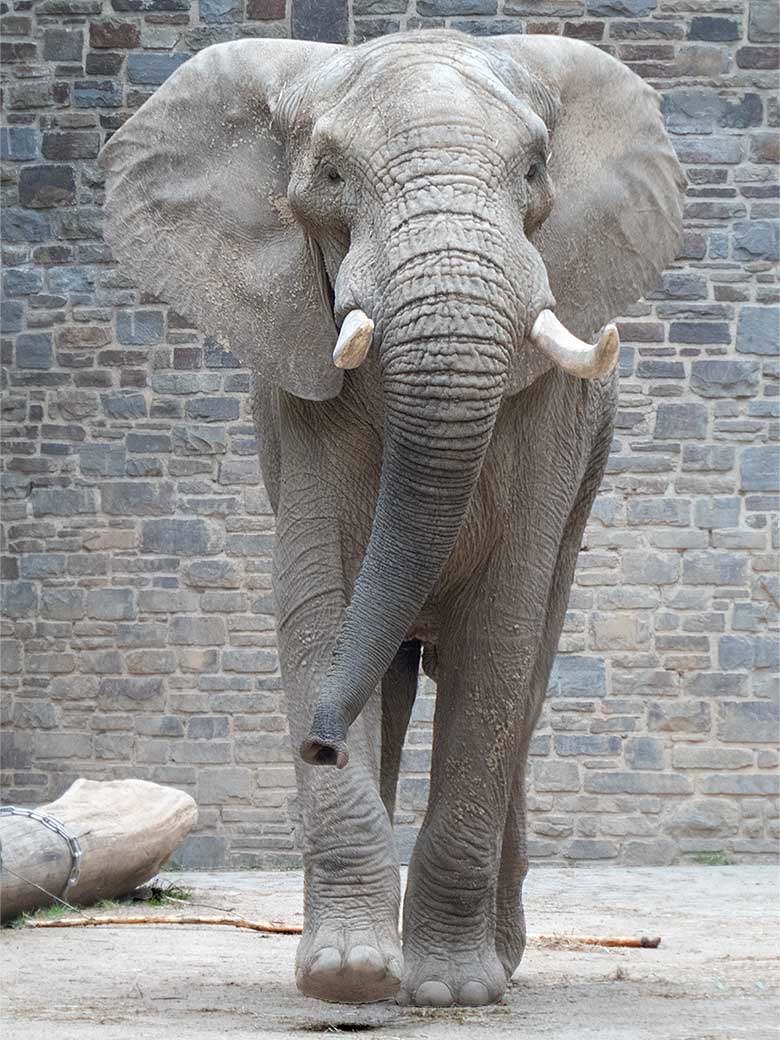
{"left": 28, "top": 915, "right": 303, "bottom": 934}
{"left": 27, "top": 915, "right": 660, "bottom": 947}
{"left": 531, "top": 934, "right": 661, "bottom": 949}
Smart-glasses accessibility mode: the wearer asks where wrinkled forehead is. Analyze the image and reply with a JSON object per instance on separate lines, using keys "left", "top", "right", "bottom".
{"left": 297, "top": 35, "right": 549, "bottom": 160}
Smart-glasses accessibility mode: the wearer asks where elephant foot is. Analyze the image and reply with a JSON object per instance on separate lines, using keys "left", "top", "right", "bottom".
{"left": 296, "top": 924, "right": 403, "bottom": 1004}
{"left": 397, "top": 943, "right": 508, "bottom": 1007}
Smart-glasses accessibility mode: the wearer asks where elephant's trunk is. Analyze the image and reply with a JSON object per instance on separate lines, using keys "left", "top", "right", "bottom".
{"left": 301, "top": 245, "right": 515, "bottom": 767}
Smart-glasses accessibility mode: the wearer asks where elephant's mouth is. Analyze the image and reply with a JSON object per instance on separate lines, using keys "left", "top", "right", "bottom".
{"left": 329, "top": 304, "right": 620, "bottom": 381}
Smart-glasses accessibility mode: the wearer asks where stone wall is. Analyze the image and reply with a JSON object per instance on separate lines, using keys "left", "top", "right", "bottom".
{"left": 1, "top": 0, "right": 778, "bottom": 869}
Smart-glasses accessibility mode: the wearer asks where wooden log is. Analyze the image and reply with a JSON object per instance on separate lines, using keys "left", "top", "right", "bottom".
{"left": 0, "top": 778, "right": 197, "bottom": 922}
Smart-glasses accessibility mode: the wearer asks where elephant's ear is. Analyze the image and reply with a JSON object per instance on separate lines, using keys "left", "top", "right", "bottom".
{"left": 100, "top": 40, "right": 343, "bottom": 401}
{"left": 486, "top": 35, "right": 685, "bottom": 345}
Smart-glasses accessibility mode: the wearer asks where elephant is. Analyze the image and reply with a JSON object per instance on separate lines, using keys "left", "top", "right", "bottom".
{"left": 100, "top": 29, "right": 684, "bottom": 1008}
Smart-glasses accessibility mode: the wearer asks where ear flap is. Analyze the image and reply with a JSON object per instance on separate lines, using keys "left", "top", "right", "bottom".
{"left": 485, "top": 35, "right": 685, "bottom": 345}
{"left": 100, "top": 40, "right": 343, "bottom": 401}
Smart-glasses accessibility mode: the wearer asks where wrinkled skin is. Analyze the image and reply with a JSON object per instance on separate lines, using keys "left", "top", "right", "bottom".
{"left": 100, "top": 30, "right": 684, "bottom": 1008}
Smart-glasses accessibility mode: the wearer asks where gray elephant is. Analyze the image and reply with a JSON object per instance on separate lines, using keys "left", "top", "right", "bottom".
{"left": 100, "top": 29, "right": 683, "bottom": 1008}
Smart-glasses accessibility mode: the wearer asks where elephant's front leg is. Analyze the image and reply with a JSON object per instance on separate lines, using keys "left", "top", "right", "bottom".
{"left": 274, "top": 505, "right": 402, "bottom": 1003}
{"left": 399, "top": 614, "right": 537, "bottom": 1007}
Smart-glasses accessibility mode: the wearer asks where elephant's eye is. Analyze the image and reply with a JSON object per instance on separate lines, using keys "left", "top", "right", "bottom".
{"left": 323, "top": 163, "right": 342, "bottom": 184}
{"left": 526, "top": 161, "right": 543, "bottom": 182}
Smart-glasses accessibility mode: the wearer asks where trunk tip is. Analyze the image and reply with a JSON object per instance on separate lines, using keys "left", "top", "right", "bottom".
{"left": 300, "top": 735, "right": 349, "bottom": 769}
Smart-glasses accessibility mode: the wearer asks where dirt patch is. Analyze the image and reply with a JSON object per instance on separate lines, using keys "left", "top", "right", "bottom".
{"left": 2, "top": 866, "right": 777, "bottom": 1040}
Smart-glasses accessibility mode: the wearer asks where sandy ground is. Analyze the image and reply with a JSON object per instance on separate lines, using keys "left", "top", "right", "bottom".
{"left": 2, "top": 866, "right": 778, "bottom": 1040}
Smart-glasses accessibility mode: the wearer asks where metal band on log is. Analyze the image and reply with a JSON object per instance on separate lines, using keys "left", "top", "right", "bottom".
{"left": 0, "top": 778, "right": 198, "bottom": 922}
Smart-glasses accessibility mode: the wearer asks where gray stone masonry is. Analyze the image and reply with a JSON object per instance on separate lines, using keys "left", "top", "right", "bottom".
{"left": 1, "top": 0, "right": 778, "bottom": 869}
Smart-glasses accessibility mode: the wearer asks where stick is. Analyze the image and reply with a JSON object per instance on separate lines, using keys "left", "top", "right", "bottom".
{"left": 531, "top": 933, "right": 661, "bottom": 949}
{"left": 27, "top": 916, "right": 660, "bottom": 947}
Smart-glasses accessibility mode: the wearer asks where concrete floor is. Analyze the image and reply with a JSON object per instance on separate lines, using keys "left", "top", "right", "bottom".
{"left": 2, "top": 866, "right": 778, "bottom": 1039}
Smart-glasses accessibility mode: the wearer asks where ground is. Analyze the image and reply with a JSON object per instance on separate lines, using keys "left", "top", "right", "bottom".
{"left": 2, "top": 866, "right": 777, "bottom": 1039}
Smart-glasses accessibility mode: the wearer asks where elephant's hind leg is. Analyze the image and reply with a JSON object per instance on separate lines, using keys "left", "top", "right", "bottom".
{"left": 380, "top": 639, "right": 421, "bottom": 821}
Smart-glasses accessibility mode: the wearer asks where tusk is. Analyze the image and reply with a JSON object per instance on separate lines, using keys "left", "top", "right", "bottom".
{"left": 530, "top": 309, "right": 620, "bottom": 380}
{"left": 333, "top": 309, "right": 374, "bottom": 369}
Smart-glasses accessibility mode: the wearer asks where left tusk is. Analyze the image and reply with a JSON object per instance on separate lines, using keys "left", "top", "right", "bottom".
{"left": 530, "top": 309, "right": 620, "bottom": 380}
{"left": 333, "top": 309, "right": 374, "bottom": 369}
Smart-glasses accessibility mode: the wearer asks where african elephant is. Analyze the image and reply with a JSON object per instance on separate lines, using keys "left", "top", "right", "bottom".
{"left": 100, "top": 29, "right": 683, "bottom": 1008}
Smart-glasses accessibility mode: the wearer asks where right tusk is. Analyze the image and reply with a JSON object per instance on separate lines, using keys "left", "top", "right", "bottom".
{"left": 333, "top": 309, "right": 374, "bottom": 369}
{"left": 530, "top": 309, "right": 620, "bottom": 380}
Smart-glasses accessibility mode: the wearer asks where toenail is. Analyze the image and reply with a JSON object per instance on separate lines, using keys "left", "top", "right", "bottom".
{"left": 415, "top": 980, "right": 454, "bottom": 1007}
{"left": 309, "top": 947, "right": 342, "bottom": 975}
{"left": 459, "top": 980, "right": 491, "bottom": 1005}
{"left": 344, "top": 945, "right": 384, "bottom": 978}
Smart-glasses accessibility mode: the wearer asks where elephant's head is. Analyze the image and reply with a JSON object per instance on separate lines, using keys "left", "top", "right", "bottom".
{"left": 100, "top": 31, "right": 683, "bottom": 768}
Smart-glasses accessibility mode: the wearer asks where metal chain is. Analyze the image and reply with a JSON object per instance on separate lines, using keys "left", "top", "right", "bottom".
{"left": 0, "top": 806, "right": 82, "bottom": 897}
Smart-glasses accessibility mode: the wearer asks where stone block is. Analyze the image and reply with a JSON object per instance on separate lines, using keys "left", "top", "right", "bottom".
{"left": 623, "top": 551, "right": 679, "bottom": 585}
{"left": 126, "top": 52, "right": 190, "bottom": 85}
{"left": 585, "top": 772, "right": 691, "bottom": 795}
{"left": 0, "top": 128, "right": 40, "bottom": 161}
{"left": 74, "top": 79, "right": 123, "bottom": 108}
{"left": 718, "top": 635, "right": 754, "bottom": 670}
{"left": 170, "top": 741, "right": 231, "bottom": 764}
{"left": 246, "top": 0, "right": 285, "bottom": 15}
{"left": 749, "top": 0, "right": 779, "bottom": 41}
{"left": 625, "top": 736, "right": 665, "bottom": 770}
{"left": 4, "top": 267, "right": 44, "bottom": 296}
{"left": 20, "top": 553, "right": 66, "bottom": 579}
{"left": 654, "top": 402, "right": 708, "bottom": 440}
{"left": 693, "top": 496, "right": 741, "bottom": 529}
{"left": 138, "top": 588, "right": 199, "bottom": 612}
{"left": 102, "top": 393, "right": 148, "bottom": 419}
{"left": 701, "top": 774, "right": 779, "bottom": 795}
{"left": 197, "top": 767, "right": 253, "bottom": 803}
{"left": 563, "top": 839, "right": 619, "bottom": 859}
{"left": 116, "top": 309, "right": 164, "bottom": 345}
{"left": 90, "top": 18, "right": 141, "bottom": 47}
{"left": 690, "top": 360, "right": 761, "bottom": 398}
{"left": 548, "top": 655, "right": 606, "bottom": 697}
{"left": 688, "top": 16, "right": 739, "bottom": 40}
{"left": 86, "top": 587, "right": 135, "bottom": 620}
{"left": 102, "top": 481, "right": 175, "bottom": 516}
{"left": 42, "top": 131, "right": 101, "bottom": 160}
{"left": 740, "top": 447, "right": 780, "bottom": 492}
{"left": 1, "top": 582, "right": 37, "bottom": 618}
{"left": 35, "top": 732, "right": 93, "bottom": 759}
{"left": 733, "top": 221, "right": 780, "bottom": 261}
{"left": 98, "top": 676, "right": 164, "bottom": 710}
{"left": 717, "top": 700, "right": 779, "bottom": 743}
{"left": 126, "top": 649, "right": 177, "bottom": 674}
{"left": 169, "top": 615, "right": 227, "bottom": 646}
{"left": 31, "top": 487, "right": 98, "bottom": 516}
{"left": 672, "top": 745, "right": 752, "bottom": 770}
{"left": 42, "top": 27, "right": 84, "bottom": 60}
{"left": 682, "top": 552, "right": 747, "bottom": 586}
{"left": 16, "top": 332, "right": 54, "bottom": 370}
{"left": 627, "top": 498, "right": 689, "bottom": 525}
{"left": 418, "top": 0, "right": 496, "bottom": 12}
{"left": 223, "top": 649, "right": 278, "bottom": 673}
{"left": 586, "top": 0, "right": 654, "bottom": 11}
{"left": 736, "top": 45, "right": 779, "bottom": 68}
{"left": 668, "top": 799, "right": 739, "bottom": 836}
{"left": 533, "top": 761, "right": 581, "bottom": 792}
{"left": 554, "top": 734, "right": 621, "bottom": 757}
{"left": 172, "top": 425, "right": 227, "bottom": 454}
{"left": 142, "top": 518, "right": 224, "bottom": 555}
{"left": 187, "top": 716, "right": 230, "bottom": 739}
{"left": 79, "top": 444, "right": 126, "bottom": 478}
{"left": 170, "top": 835, "right": 227, "bottom": 870}
{"left": 736, "top": 307, "right": 780, "bottom": 355}
{"left": 185, "top": 397, "right": 240, "bottom": 422}
{"left": 18, "top": 165, "right": 77, "bottom": 208}
{"left": 185, "top": 559, "right": 241, "bottom": 588}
